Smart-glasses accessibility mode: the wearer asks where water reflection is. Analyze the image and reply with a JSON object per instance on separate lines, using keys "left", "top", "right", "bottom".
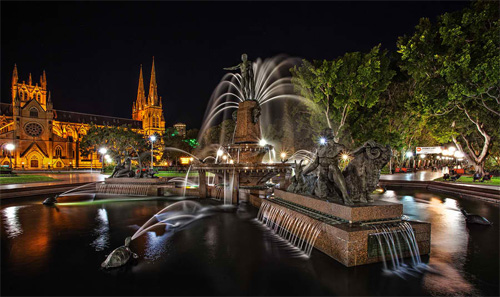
{"left": 2, "top": 206, "right": 27, "bottom": 238}
{"left": 1, "top": 191, "right": 498, "bottom": 296}
{"left": 144, "top": 232, "right": 170, "bottom": 261}
{"left": 90, "top": 208, "right": 110, "bottom": 251}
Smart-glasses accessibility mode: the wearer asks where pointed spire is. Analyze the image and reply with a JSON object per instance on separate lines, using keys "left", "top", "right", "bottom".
{"left": 42, "top": 70, "right": 47, "bottom": 89}
{"left": 29, "top": 73, "right": 32, "bottom": 85}
{"left": 12, "top": 64, "right": 18, "bottom": 85}
{"left": 148, "top": 57, "right": 158, "bottom": 106}
{"left": 137, "top": 64, "right": 146, "bottom": 108}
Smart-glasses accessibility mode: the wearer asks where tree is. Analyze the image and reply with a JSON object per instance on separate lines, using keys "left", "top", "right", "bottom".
{"left": 397, "top": 0, "right": 499, "bottom": 173}
{"left": 80, "top": 124, "right": 148, "bottom": 169}
{"left": 291, "top": 45, "right": 395, "bottom": 138}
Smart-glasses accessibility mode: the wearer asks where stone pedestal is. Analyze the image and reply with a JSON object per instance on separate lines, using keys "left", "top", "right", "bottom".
{"left": 265, "top": 190, "right": 431, "bottom": 267}
{"left": 274, "top": 189, "right": 403, "bottom": 223}
{"left": 234, "top": 100, "right": 261, "bottom": 144}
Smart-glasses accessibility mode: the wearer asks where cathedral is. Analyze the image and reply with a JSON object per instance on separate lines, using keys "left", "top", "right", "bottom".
{"left": 0, "top": 58, "right": 165, "bottom": 170}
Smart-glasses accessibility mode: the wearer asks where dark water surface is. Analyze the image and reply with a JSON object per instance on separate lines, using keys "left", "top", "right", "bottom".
{"left": 1, "top": 190, "right": 499, "bottom": 296}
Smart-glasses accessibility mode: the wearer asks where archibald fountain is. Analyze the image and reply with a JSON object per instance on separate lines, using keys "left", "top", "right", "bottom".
{"left": 46, "top": 54, "right": 431, "bottom": 273}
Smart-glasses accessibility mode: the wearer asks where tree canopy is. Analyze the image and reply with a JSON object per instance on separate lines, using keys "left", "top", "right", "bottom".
{"left": 397, "top": 0, "right": 500, "bottom": 173}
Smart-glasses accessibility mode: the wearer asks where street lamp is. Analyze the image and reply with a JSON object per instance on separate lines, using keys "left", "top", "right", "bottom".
{"left": 149, "top": 134, "right": 157, "bottom": 170}
{"left": 99, "top": 147, "right": 107, "bottom": 173}
{"left": 280, "top": 152, "right": 287, "bottom": 163}
{"left": 6, "top": 143, "right": 15, "bottom": 169}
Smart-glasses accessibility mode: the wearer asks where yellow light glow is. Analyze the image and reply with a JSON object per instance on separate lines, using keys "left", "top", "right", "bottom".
{"left": 342, "top": 154, "right": 349, "bottom": 160}
{"left": 222, "top": 155, "right": 227, "bottom": 161}
{"left": 180, "top": 157, "right": 191, "bottom": 165}
{"left": 280, "top": 152, "right": 287, "bottom": 159}
{"left": 229, "top": 160, "right": 234, "bottom": 164}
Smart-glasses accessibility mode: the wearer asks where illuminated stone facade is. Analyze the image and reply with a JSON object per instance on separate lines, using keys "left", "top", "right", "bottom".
{"left": 0, "top": 59, "right": 165, "bottom": 170}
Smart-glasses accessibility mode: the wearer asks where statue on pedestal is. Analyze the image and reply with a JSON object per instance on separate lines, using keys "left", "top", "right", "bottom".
{"left": 287, "top": 129, "right": 392, "bottom": 205}
{"left": 302, "top": 128, "right": 352, "bottom": 204}
{"left": 224, "top": 53, "right": 255, "bottom": 100}
{"left": 110, "top": 157, "right": 134, "bottom": 178}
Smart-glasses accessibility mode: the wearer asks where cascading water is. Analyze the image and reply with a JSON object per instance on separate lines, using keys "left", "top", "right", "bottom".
{"left": 183, "top": 165, "right": 192, "bottom": 196}
{"left": 256, "top": 200, "right": 321, "bottom": 257}
{"left": 97, "top": 184, "right": 150, "bottom": 196}
{"left": 370, "top": 221, "right": 426, "bottom": 276}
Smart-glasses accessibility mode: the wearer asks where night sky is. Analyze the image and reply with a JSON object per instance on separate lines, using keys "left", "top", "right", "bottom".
{"left": 1, "top": 1, "right": 469, "bottom": 129}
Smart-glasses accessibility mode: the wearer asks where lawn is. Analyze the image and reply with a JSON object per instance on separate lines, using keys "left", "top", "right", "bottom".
{"left": 0, "top": 175, "right": 58, "bottom": 185}
{"left": 434, "top": 175, "right": 500, "bottom": 186}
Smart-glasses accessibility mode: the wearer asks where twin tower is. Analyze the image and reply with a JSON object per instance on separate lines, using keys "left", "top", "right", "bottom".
{"left": 132, "top": 57, "right": 165, "bottom": 136}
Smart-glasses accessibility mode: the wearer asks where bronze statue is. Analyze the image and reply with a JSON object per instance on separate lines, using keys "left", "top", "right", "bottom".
{"left": 110, "top": 157, "right": 133, "bottom": 178}
{"left": 224, "top": 53, "right": 255, "bottom": 100}
{"left": 251, "top": 104, "right": 261, "bottom": 124}
{"left": 287, "top": 130, "right": 392, "bottom": 205}
{"left": 302, "top": 128, "right": 352, "bottom": 204}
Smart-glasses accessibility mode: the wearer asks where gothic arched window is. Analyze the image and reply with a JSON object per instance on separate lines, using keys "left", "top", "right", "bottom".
{"left": 55, "top": 146, "right": 62, "bottom": 157}
{"left": 30, "top": 107, "right": 39, "bottom": 118}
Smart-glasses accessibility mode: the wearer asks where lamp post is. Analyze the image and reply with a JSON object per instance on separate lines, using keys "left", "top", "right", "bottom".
{"left": 149, "top": 134, "right": 157, "bottom": 171}
{"left": 99, "top": 147, "right": 107, "bottom": 173}
{"left": 280, "top": 152, "right": 287, "bottom": 163}
{"left": 406, "top": 151, "right": 414, "bottom": 169}
{"left": 6, "top": 143, "right": 15, "bottom": 169}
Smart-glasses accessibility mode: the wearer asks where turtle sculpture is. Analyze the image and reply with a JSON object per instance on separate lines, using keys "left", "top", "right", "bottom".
{"left": 460, "top": 208, "right": 492, "bottom": 225}
{"left": 101, "top": 237, "right": 138, "bottom": 269}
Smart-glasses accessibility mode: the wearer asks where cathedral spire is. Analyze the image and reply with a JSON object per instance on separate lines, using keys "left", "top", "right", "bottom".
{"left": 148, "top": 57, "right": 158, "bottom": 106}
{"left": 42, "top": 70, "right": 47, "bottom": 89}
{"left": 29, "top": 73, "right": 32, "bottom": 85}
{"left": 137, "top": 64, "right": 146, "bottom": 108}
{"left": 12, "top": 64, "right": 18, "bottom": 85}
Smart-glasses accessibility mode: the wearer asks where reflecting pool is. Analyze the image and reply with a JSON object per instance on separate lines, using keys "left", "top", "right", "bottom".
{"left": 1, "top": 190, "right": 498, "bottom": 296}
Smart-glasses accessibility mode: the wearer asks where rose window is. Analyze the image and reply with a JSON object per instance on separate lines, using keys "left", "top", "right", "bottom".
{"left": 25, "top": 123, "right": 43, "bottom": 137}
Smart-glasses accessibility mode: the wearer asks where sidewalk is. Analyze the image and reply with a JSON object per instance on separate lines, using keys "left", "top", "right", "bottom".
{"left": 381, "top": 170, "right": 500, "bottom": 190}
{"left": 0, "top": 173, "right": 108, "bottom": 199}
{"left": 1, "top": 173, "right": 107, "bottom": 191}
{"left": 380, "top": 170, "right": 499, "bottom": 203}
{"left": 381, "top": 171, "right": 442, "bottom": 182}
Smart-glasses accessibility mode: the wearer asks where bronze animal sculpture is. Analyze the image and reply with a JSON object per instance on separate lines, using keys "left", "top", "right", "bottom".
{"left": 343, "top": 141, "right": 392, "bottom": 203}
{"left": 101, "top": 237, "right": 138, "bottom": 269}
{"left": 460, "top": 208, "right": 492, "bottom": 225}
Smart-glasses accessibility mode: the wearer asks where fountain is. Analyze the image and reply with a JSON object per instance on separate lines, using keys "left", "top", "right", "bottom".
{"left": 193, "top": 54, "right": 300, "bottom": 205}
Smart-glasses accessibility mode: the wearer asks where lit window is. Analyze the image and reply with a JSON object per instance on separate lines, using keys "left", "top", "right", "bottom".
{"left": 55, "top": 146, "right": 62, "bottom": 157}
